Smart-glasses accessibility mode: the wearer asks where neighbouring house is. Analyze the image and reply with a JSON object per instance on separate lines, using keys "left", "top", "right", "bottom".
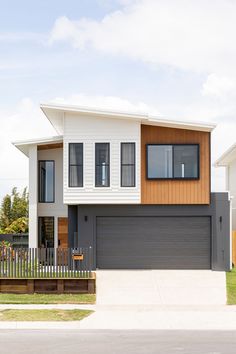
{"left": 13, "top": 103, "right": 231, "bottom": 271}
{"left": 215, "top": 143, "right": 236, "bottom": 234}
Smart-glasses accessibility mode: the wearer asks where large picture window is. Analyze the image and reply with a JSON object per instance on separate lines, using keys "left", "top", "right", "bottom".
{"left": 38, "top": 217, "right": 54, "bottom": 248}
{"left": 121, "top": 143, "right": 135, "bottom": 187}
{"left": 147, "top": 144, "right": 199, "bottom": 179}
{"left": 69, "top": 143, "right": 83, "bottom": 187}
{"left": 95, "top": 143, "right": 110, "bottom": 187}
{"left": 38, "top": 161, "right": 55, "bottom": 202}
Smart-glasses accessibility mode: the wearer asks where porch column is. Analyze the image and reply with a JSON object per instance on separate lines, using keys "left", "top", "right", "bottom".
{"left": 28, "top": 144, "right": 38, "bottom": 248}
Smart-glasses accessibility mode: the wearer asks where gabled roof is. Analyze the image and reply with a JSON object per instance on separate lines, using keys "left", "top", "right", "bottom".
{"left": 13, "top": 135, "right": 63, "bottom": 156}
{"left": 215, "top": 143, "right": 236, "bottom": 167}
{"left": 40, "top": 102, "right": 216, "bottom": 135}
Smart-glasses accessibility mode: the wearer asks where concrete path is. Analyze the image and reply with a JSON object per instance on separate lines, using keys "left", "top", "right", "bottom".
{"left": 96, "top": 270, "right": 227, "bottom": 305}
{"left": 79, "top": 304, "right": 236, "bottom": 330}
{"left": 1, "top": 305, "right": 236, "bottom": 330}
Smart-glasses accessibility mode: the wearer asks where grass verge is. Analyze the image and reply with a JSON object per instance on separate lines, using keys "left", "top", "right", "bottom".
{"left": 0, "top": 309, "right": 93, "bottom": 321}
{"left": 226, "top": 268, "right": 236, "bottom": 305}
{"left": 0, "top": 293, "right": 96, "bottom": 304}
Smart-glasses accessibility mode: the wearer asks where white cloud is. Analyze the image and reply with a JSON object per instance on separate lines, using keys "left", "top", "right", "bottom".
{"left": 202, "top": 74, "right": 236, "bottom": 99}
{"left": 0, "top": 32, "right": 45, "bottom": 43}
{"left": 49, "top": 0, "right": 236, "bottom": 76}
{"left": 52, "top": 93, "right": 160, "bottom": 115}
{"left": 0, "top": 98, "right": 55, "bottom": 199}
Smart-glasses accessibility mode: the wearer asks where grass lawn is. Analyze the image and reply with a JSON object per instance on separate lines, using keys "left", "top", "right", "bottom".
{"left": 0, "top": 293, "right": 96, "bottom": 304}
{"left": 226, "top": 268, "right": 236, "bottom": 304}
{"left": 0, "top": 309, "right": 93, "bottom": 321}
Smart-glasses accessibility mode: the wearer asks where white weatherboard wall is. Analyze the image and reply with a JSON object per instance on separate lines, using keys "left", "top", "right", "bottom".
{"left": 228, "top": 160, "right": 236, "bottom": 230}
{"left": 63, "top": 112, "right": 140, "bottom": 204}
{"left": 38, "top": 148, "right": 67, "bottom": 247}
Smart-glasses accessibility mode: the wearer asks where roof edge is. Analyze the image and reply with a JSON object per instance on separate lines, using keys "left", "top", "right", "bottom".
{"left": 13, "top": 135, "right": 63, "bottom": 157}
{"left": 40, "top": 102, "right": 216, "bottom": 132}
{"left": 13, "top": 135, "right": 63, "bottom": 147}
{"left": 214, "top": 142, "right": 236, "bottom": 167}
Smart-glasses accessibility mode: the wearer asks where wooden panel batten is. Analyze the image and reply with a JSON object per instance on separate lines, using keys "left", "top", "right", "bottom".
{"left": 141, "top": 125, "right": 210, "bottom": 205}
{"left": 37, "top": 143, "right": 63, "bottom": 151}
{"left": 58, "top": 217, "right": 68, "bottom": 249}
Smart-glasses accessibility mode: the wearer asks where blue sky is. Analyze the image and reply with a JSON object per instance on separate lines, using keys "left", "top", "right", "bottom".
{"left": 1, "top": 0, "right": 236, "bottom": 198}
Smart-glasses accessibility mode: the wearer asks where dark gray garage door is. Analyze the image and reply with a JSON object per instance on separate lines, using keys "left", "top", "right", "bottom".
{"left": 96, "top": 216, "right": 211, "bottom": 269}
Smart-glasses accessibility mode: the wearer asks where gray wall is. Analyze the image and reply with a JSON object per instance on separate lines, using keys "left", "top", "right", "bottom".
{"left": 69, "top": 193, "right": 230, "bottom": 271}
{"left": 68, "top": 205, "right": 78, "bottom": 248}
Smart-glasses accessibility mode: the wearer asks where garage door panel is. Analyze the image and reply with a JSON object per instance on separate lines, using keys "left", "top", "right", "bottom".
{"left": 96, "top": 216, "right": 211, "bottom": 269}
{"left": 98, "top": 257, "right": 210, "bottom": 270}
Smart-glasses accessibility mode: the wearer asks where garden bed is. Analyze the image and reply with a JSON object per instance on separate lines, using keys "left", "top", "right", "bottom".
{"left": 0, "top": 275, "right": 96, "bottom": 294}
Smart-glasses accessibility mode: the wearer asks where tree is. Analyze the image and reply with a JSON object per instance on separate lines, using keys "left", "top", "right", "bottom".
{"left": 0, "top": 187, "right": 29, "bottom": 234}
{"left": 0, "top": 194, "right": 11, "bottom": 230}
{"left": 4, "top": 217, "right": 28, "bottom": 234}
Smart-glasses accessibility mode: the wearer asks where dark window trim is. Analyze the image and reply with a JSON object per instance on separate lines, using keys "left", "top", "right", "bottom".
{"left": 95, "top": 142, "right": 110, "bottom": 187}
{"left": 146, "top": 143, "right": 200, "bottom": 180}
{"left": 38, "top": 160, "right": 55, "bottom": 203}
{"left": 120, "top": 142, "right": 136, "bottom": 187}
{"left": 68, "top": 143, "right": 84, "bottom": 188}
{"left": 38, "top": 216, "right": 54, "bottom": 248}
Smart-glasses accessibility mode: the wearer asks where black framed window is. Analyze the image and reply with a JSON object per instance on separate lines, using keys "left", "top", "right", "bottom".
{"left": 38, "top": 217, "right": 54, "bottom": 248}
{"left": 38, "top": 161, "right": 55, "bottom": 202}
{"left": 95, "top": 143, "right": 110, "bottom": 187}
{"left": 69, "top": 143, "right": 83, "bottom": 187}
{"left": 146, "top": 144, "right": 199, "bottom": 179}
{"left": 121, "top": 143, "right": 135, "bottom": 187}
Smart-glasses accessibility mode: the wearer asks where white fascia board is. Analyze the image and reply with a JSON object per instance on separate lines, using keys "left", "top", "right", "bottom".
{"left": 146, "top": 116, "right": 216, "bottom": 132}
{"left": 40, "top": 102, "right": 216, "bottom": 133}
{"left": 13, "top": 135, "right": 63, "bottom": 157}
{"left": 40, "top": 102, "right": 148, "bottom": 120}
{"left": 214, "top": 143, "right": 236, "bottom": 167}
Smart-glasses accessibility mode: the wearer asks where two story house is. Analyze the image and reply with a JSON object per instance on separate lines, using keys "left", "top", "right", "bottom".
{"left": 14, "top": 103, "right": 230, "bottom": 271}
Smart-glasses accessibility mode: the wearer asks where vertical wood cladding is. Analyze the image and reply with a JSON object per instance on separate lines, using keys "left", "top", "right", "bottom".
{"left": 141, "top": 125, "right": 210, "bottom": 204}
{"left": 58, "top": 217, "right": 68, "bottom": 248}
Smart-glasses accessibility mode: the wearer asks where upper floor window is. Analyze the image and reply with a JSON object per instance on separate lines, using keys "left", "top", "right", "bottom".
{"left": 69, "top": 143, "right": 83, "bottom": 187}
{"left": 95, "top": 143, "right": 110, "bottom": 187}
{"left": 147, "top": 144, "right": 199, "bottom": 179}
{"left": 38, "top": 161, "right": 55, "bottom": 203}
{"left": 121, "top": 143, "right": 135, "bottom": 187}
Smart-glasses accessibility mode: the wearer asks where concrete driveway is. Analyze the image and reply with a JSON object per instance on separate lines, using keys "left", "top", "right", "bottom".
{"left": 96, "top": 270, "right": 227, "bottom": 306}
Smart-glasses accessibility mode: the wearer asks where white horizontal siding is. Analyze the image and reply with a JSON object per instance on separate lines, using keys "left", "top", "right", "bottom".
{"left": 63, "top": 112, "right": 140, "bottom": 204}
{"left": 228, "top": 161, "right": 236, "bottom": 229}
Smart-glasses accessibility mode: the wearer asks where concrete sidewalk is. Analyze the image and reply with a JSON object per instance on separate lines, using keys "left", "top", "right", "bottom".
{"left": 78, "top": 305, "right": 236, "bottom": 330}
{"left": 1, "top": 305, "right": 236, "bottom": 330}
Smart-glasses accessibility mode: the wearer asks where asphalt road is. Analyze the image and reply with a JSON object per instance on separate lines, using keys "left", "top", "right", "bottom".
{"left": 0, "top": 330, "right": 236, "bottom": 354}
